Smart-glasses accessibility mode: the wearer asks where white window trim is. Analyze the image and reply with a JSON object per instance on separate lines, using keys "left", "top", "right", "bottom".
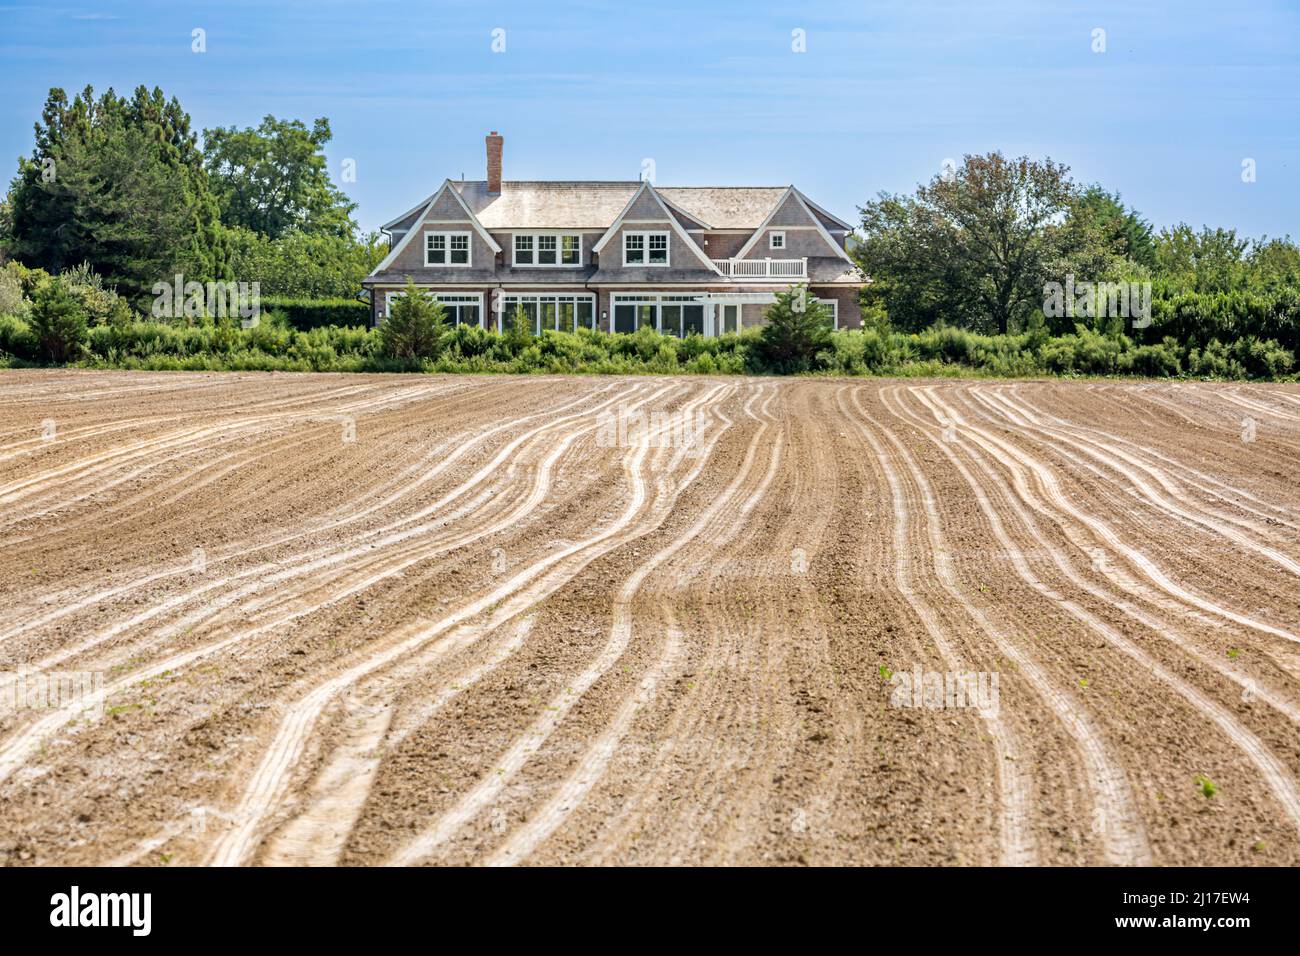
{"left": 819, "top": 299, "right": 839, "bottom": 329}
{"left": 512, "top": 232, "right": 583, "bottom": 268}
{"left": 498, "top": 293, "right": 597, "bottom": 334}
{"left": 718, "top": 303, "right": 743, "bottom": 334}
{"left": 610, "top": 291, "right": 838, "bottom": 335}
{"left": 424, "top": 230, "right": 472, "bottom": 268}
{"left": 610, "top": 292, "right": 707, "bottom": 337}
{"left": 384, "top": 290, "right": 484, "bottom": 327}
{"left": 623, "top": 231, "right": 670, "bottom": 268}
{"left": 769, "top": 230, "right": 786, "bottom": 250}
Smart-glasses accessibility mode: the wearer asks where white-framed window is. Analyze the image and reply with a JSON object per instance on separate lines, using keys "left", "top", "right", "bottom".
{"left": 623, "top": 231, "right": 669, "bottom": 267}
{"left": 498, "top": 293, "right": 596, "bottom": 334}
{"left": 769, "top": 231, "right": 786, "bottom": 250}
{"left": 609, "top": 292, "right": 838, "bottom": 336}
{"left": 610, "top": 292, "right": 705, "bottom": 336}
{"left": 384, "top": 290, "right": 483, "bottom": 327}
{"left": 819, "top": 298, "right": 838, "bottom": 329}
{"left": 513, "top": 233, "right": 582, "bottom": 267}
{"left": 425, "top": 231, "right": 471, "bottom": 267}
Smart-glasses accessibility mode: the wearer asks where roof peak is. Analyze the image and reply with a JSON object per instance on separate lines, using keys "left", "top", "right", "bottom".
{"left": 452, "top": 180, "right": 789, "bottom": 190}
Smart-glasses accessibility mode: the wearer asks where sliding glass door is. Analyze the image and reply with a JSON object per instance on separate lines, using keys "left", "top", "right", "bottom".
{"left": 610, "top": 294, "right": 709, "bottom": 338}
{"left": 719, "top": 304, "right": 740, "bottom": 334}
{"left": 682, "top": 305, "right": 704, "bottom": 335}
{"left": 499, "top": 294, "right": 597, "bottom": 334}
{"left": 613, "top": 304, "right": 637, "bottom": 333}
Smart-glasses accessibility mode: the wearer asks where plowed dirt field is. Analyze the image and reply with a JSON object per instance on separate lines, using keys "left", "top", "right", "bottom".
{"left": 1, "top": 370, "right": 1298, "bottom": 866}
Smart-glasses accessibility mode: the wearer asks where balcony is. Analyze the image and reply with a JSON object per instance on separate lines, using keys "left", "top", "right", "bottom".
{"left": 711, "top": 257, "right": 807, "bottom": 280}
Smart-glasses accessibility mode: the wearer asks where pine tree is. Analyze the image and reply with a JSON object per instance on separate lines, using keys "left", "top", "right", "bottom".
{"left": 379, "top": 280, "right": 447, "bottom": 360}
{"left": 504, "top": 303, "right": 534, "bottom": 354}
{"left": 756, "top": 286, "right": 833, "bottom": 373}
{"left": 28, "top": 277, "right": 89, "bottom": 362}
{"left": 4, "top": 85, "right": 230, "bottom": 303}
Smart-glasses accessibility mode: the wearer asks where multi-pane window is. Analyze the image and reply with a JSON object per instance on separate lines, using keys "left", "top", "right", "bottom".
{"left": 624, "top": 233, "right": 644, "bottom": 265}
{"left": 425, "top": 231, "right": 471, "bottom": 267}
{"left": 648, "top": 234, "right": 668, "bottom": 264}
{"left": 385, "top": 291, "right": 482, "bottom": 327}
{"left": 499, "top": 294, "right": 596, "bottom": 334}
{"left": 513, "top": 233, "right": 581, "bottom": 267}
{"left": 624, "top": 231, "right": 669, "bottom": 266}
{"left": 769, "top": 231, "right": 786, "bottom": 250}
{"left": 514, "top": 235, "right": 533, "bottom": 264}
{"left": 560, "top": 234, "right": 580, "bottom": 264}
{"left": 611, "top": 293, "right": 702, "bottom": 336}
{"left": 608, "top": 293, "right": 835, "bottom": 336}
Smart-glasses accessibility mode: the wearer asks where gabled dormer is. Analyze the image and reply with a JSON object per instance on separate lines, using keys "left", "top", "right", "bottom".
{"left": 589, "top": 181, "right": 721, "bottom": 282}
{"left": 733, "top": 186, "right": 854, "bottom": 264}
{"left": 368, "top": 178, "right": 502, "bottom": 283}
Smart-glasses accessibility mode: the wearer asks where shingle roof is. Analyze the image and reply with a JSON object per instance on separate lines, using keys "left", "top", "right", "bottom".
{"left": 445, "top": 181, "right": 790, "bottom": 231}
{"left": 452, "top": 182, "right": 639, "bottom": 229}
{"left": 807, "top": 258, "right": 867, "bottom": 283}
{"left": 657, "top": 187, "right": 790, "bottom": 230}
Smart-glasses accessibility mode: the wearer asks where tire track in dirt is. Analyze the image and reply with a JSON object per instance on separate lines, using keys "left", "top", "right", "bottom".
{"left": 0, "top": 380, "right": 458, "bottom": 513}
{"left": 260, "top": 616, "right": 537, "bottom": 867}
{"left": 0, "top": 381, "right": 673, "bottom": 780}
{"left": 969, "top": 386, "right": 1300, "bottom": 576}
{"left": 583, "top": 383, "right": 1011, "bottom": 866}
{"left": 567, "top": 385, "right": 844, "bottom": 864}
{"left": 3, "top": 372, "right": 1296, "bottom": 867}
{"left": 0, "top": 381, "right": 521, "bottom": 551}
{"left": 916, "top": 388, "right": 1298, "bottom": 645}
{"left": 482, "top": 389, "right": 785, "bottom": 867}
{"left": 0, "top": 379, "right": 380, "bottom": 458}
{"left": 0, "top": 382, "right": 640, "bottom": 671}
{"left": 988, "top": 384, "right": 1299, "bottom": 535}
{"left": 380, "top": 386, "right": 760, "bottom": 866}
{"left": 205, "top": 383, "right": 734, "bottom": 865}
{"left": 891, "top": 387, "right": 1300, "bottom": 844}
{"left": 839, "top": 387, "right": 1039, "bottom": 866}
{"left": 0, "top": 381, "right": 607, "bottom": 646}
{"left": 861, "top": 389, "right": 1156, "bottom": 862}
{"left": 549, "top": 383, "right": 797, "bottom": 864}
{"left": 885, "top": 389, "right": 1300, "bottom": 727}
{"left": 1207, "top": 385, "right": 1300, "bottom": 426}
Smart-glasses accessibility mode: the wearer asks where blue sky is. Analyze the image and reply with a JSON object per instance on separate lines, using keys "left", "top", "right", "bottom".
{"left": 1, "top": 0, "right": 1297, "bottom": 237}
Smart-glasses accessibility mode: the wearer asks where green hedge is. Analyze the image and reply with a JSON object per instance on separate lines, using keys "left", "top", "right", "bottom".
{"left": 257, "top": 297, "right": 370, "bottom": 330}
{"left": 1, "top": 314, "right": 1294, "bottom": 379}
{"left": 1145, "top": 287, "right": 1300, "bottom": 354}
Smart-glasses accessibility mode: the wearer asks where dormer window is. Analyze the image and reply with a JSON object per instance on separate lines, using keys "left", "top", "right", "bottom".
{"left": 769, "top": 231, "right": 786, "bottom": 250}
{"left": 624, "top": 231, "right": 668, "bottom": 266}
{"left": 425, "top": 231, "right": 471, "bottom": 267}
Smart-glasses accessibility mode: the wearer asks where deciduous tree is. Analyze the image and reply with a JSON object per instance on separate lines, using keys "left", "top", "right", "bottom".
{"left": 203, "top": 116, "right": 356, "bottom": 240}
{"left": 855, "top": 153, "right": 1081, "bottom": 334}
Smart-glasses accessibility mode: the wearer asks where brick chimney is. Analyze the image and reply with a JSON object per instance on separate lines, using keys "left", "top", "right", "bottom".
{"left": 486, "top": 131, "right": 503, "bottom": 194}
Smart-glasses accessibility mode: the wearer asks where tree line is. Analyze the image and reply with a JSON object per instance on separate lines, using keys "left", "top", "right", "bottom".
{"left": 0, "top": 84, "right": 1296, "bottom": 378}
{"left": 0, "top": 84, "right": 383, "bottom": 306}
{"left": 852, "top": 152, "right": 1299, "bottom": 359}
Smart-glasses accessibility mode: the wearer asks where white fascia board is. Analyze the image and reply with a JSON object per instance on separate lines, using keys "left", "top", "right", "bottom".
{"left": 368, "top": 180, "right": 502, "bottom": 277}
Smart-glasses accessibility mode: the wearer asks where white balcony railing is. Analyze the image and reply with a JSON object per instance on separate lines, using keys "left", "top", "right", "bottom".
{"left": 711, "top": 257, "right": 807, "bottom": 279}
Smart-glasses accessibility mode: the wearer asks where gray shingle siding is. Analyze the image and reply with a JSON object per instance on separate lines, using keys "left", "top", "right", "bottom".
{"left": 364, "top": 179, "right": 866, "bottom": 328}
